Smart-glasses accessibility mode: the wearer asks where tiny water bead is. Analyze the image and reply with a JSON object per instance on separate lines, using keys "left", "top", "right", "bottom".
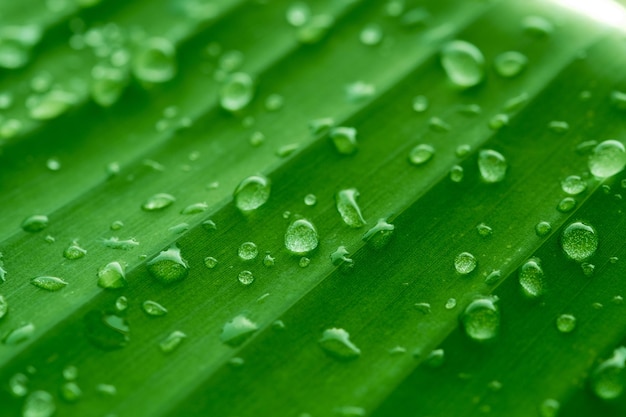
{"left": 449, "top": 165, "right": 464, "bottom": 183}
{"left": 304, "top": 193, "right": 317, "bottom": 206}
{"left": 141, "top": 193, "right": 175, "bottom": 211}
{"left": 84, "top": 310, "right": 129, "bottom": 350}
{"left": 429, "top": 117, "right": 450, "bottom": 132}
{"left": 60, "top": 382, "right": 82, "bottom": 403}
{"left": 488, "top": 113, "right": 509, "bottom": 130}
{"left": 454, "top": 252, "right": 477, "bottom": 274}
{"left": 561, "top": 221, "right": 598, "bottom": 262}
{"left": 408, "top": 144, "right": 435, "bottom": 165}
{"left": 220, "top": 314, "right": 258, "bottom": 347}
{"left": 21, "top": 214, "right": 49, "bottom": 232}
{"left": 63, "top": 365, "right": 78, "bottom": 381}
{"left": 484, "top": 270, "right": 502, "bottom": 285}
{"left": 539, "top": 399, "right": 560, "bottom": 417}
{"left": 330, "top": 126, "right": 358, "bottom": 155}
{"left": 360, "top": 23, "right": 383, "bottom": 46}
{"left": 548, "top": 120, "right": 569, "bottom": 134}
{"left": 478, "top": 149, "right": 507, "bottom": 183}
{"left": 23, "top": 390, "right": 55, "bottom": 417}
{"left": 115, "top": 296, "right": 128, "bottom": 312}
{"left": 461, "top": 296, "right": 500, "bottom": 342}
{"left": 424, "top": 349, "right": 445, "bottom": 368}
{"left": 557, "top": 197, "right": 576, "bottom": 213}
{"left": 299, "top": 257, "right": 311, "bottom": 268}
{"left": 346, "top": 80, "right": 376, "bottom": 102}
{"left": 31, "top": 276, "right": 68, "bottom": 291}
{"left": 493, "top": 51, "right": 528, "bottom": 78}
{"left": 181, "top": 202, "right": 208, "bottom": 214}
{"left": 362, "top": 218, "right": 394, "bottom": 249}
{"left": 219, "top": 72, "right": 254, "bottom": 112}
{"left": 146, "top": 245, "right": 189, "bottom": 284}
{"left": 336, "top": 188, "right": 366, "bottom": 228}
{"left": 588, "top": 139, "right": 626, "bottom": 178}
{"left": 160, "top": 330, "right": 187, "bottom": 354}
{"left": 234, "top": 174, "right": 271, "bottom": 213}
{"left": 0, "top": 294, "right": 7, "bottom": 320}
{"left": 441, "top": 40, "right": 485, "bottom": 89}
{"left": 238, "top": 270, "right": 254, "bottom": 285}
{"left": 318, "top": 328, "right": 361, "bottom": 360}
{"left": 581, "top": 263, "right": 595, "bottom": 277}
{"left": 132, "top": 37, "right": 177, "bottom": 83}
{"left": 519, "top": 257, "right": 545, "bottom": 299}
{"left": 142, "top": 300, "right": 168, "bottom": 317}
{"left": 63, "top": 241, "right": 87, "bottom": 260}
{"left": 264, "top": 93, "right": 284, "bottom": 111}
{"left": 286, "top": 2, "right": 311, "bottom": 27}
{"left": 412, "top": 95, "right": 429, "bottom": 112}
{"left": 556, "top": 314, "right": 576, "bottom": 333}
{"left": 535, "top": 221, "right": 552, "bottom": 237}
{"left": 297, "top": 14, "right": 334, "bottom": 44}
{"left": 204, "top": 256, "right": 218, "bottom": 269}
{"left": 591, "top": 346, "right": 626, "bottom": 400}
{"left": 476, "top": 223, "right": 493, "bottom": 237}
{"left": 238, "top": 242, "right": 258, "bottom": 261}
{"left": 97, "top": 261, "right": 126, "bottom": 289}
{"left": 561, "top": 175, "right": 587, "bottom": 195}
{"left": 445, "top": 298, "right": 457, "bottom": 310}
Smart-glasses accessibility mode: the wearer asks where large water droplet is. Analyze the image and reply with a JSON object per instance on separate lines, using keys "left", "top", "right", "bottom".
{"left": 441, "top": 40, "right": 485, "bottom": 89}
{"left": 31, "top": 276, "right": 68, "bottom": 291}
{"left": 141, "top": 193, "right": 175, "bottom": 211}
{"left": 146, "top": 245, "right": 189, "bottom": 284}
{"left": 336, "top": 188, "right": 366, "bottom": 228}
{"left": 461, "top": 296, "right": 500, "bottom": 342}
{"left": 493, "top": 51, "right": 527, "bottom": 78}
{"left": 561, "top": 221, "right": 598, "bottom": 262}
{"left": 22, "top": 390, "right": 55, "bottom": 417}
{"left": 519, "top": 257, "right": 545, "bottom": 299}
{"left": 132, "top": 37, "right": 177, "bottom": 83}
{"left": 220, "top": 72, "right": 254, "bottom": 112}
{"left": 319, "top": 328, "right": 361, "bottom": 360}
{"left": 561, "top": 175, "right": 587, "bottom": 195}
{"left": 21, "top": 215, "right": 49, "bottom": 232}
{"left": 478, "top": 149, "right": 507, "bottom": 183}
{"left": 362, "top": 218, "right": 394, "bottom": 249}
{"left": 142, "top": 300, "right": 168, "bottom": 316}
{"left": 84, "top": 310, "right": 129, "bottom": 350}
{"left": 220, "top": 314, "right": 258, "bottom": 346}
{"left": 588, "top": 140, "right": 626, "bottom": 178}
{"left": 285, "top": 218, "right": 318, "bottom": 255}
{"left": 234, "top": 174, "right": 271, "bottom": 213}
{"left": 454, "top": 252, "right": 477, "bottom": 274}
{"left": 591, "top": 346, "right": 626, "bottom": 400}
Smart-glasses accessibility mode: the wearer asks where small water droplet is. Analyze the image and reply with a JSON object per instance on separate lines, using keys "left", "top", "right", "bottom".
{"left": 160, "top": 330, "right": 187, "bottom": 353}
{"left": 62, "top": 365, "right": 78, "bottom": 381}
{"left": 414, "top": 302, "right": 431, "bottom": 314}
{"left": 102, "top": 237, "right": 139, "bottom": 250}
{"left": 588, "top": 140, "right": 626, "bottom": 178}
{"left": 441, "top": 40, "right": 485, "bottom": 89}
{"left": 298, "top": 14, "right": 334, "bottom": 44}
{"left": 234, "top": 174, "right": 271, "bottom": 213}
{"left": 299, "top": 257, "right": 311, "bottom": 268}
{"left": 591, "top": 346, "right": 626, "bottom": 400}
{"left": 97, "top": 262, "right": 126, "bottom": 289}
{"left": 0, "top": 25, "right": 42, "bottom": 69}
{"left": 412, "top": 95, "right": 429, "bottom": 112}
{"left": 204, "top": 256, "right": 218, "bottom": 269}
{"left": 249, "top": 131, "right": 265, "bottom": 147}
{"left": 484, "top": 269, "right": 502, "bottom": 285}
{"left": 488, "top": 113, "right": 509, "bottom": 130}
{"left": 60, "top": 381, "right": 82, "bottom": 403}
{"left": 362, "top": 218, "right": 395, "bottom": 249}
{"left": 538, "top": 398, "right": 560, "bottom": 417}
{"left": 220, "top": 72, "right": 254, "bottom": 112}
{"left": 285, "top": 218, "right": 318, "bottom": 255}
{"left": 319, "top": 328, "right": 361, "bottom": 360}
{"left": 454, "top": 252, "right": 477, "bottom": 274}
{"left": 556, "top": 314, "right": 576, "bottom": 333}
{"left": 522, "top": 15, "right": 554, "bottom": 37}
{"left": 519, "top": 257, "right": 545, "bottom": 299}
{"left": 408, "top": 144, "right": 435, "bottom": 165}
{"left": 238, "top": 242, "right": 258, "bottom": 261}
{"left": 478, "top": 150, "right": 507, "bottom": 183}
{"left": 9, "top": 372, "right": 28, "bottom": 397}
{"left": 449, "top": 165, "right": 464, "bottom": 182}
{"left": 181, "top": 202, "right": 208, "bottom": 214}
{"left": 561, "top": 221, "right": 598, "bottom": 262}
{"left": 220, "top": 314, "right": 258, "bottom": 346}
{"left": 461, "top": 296, "right": 500, "bottom": 342}
{"left": 91, "top": 64, "right": 129, "bottom": 107}
{"left": 360, "top": 23, "right": 383, "bottom": 46}
{"left": 132, "top": 37, "right": 177, "bottom": 83}
{"left": 28, "top": 89, "right": 79, "bottom": 120}
{"left": 445, "top": 298, "right": 457, "bottom": 310}
{"left": 23, "top": 390, "right": 55, "bottom": 417}
{"left": 115, "top": 296, "right": 128, "bottom": 312}
{"left": 31, "top": 276, "right": 68, "bottom": 291}
{"left": 3, "top": 323, "right": 35, "bottom": 345}
{"left": 330, "top": 126, "right": 358, "bottom": 155}
{"left": 424, "top": 349, "right": 445, "bottom": 367}
{"left": 141, "top": 193, "right": 175, "bottom": 211}
{"left": 535, "top": 221, "right": 552, "bottom": 237}
{"left": 557, "top": 197, "right": 576, "bottom": 213}
{"left": 142, "top": 300, "right": 168, "bottom": 316}
{"left": 84, "top": 310, "right": 129, "bottom": 350}
{"left": 309, "top": 117, "right": 334, "bottom": 136}
{"left": 331, "top": 246, "right": 353, "bottom": 272}
{"left": 46, "top": 158, "right": 61, "bottom": 171}
{"left": 561, "top": 175, "right": 586, "bottom": 195}
{"left": 263, "top": 253, "right": 275, "bottom": 267}
{"left": 21, "top": 215, "right": 49, "bottom": 232}
{"left": 548, "top": 120, "right": 569, "bottom": 134}
{"left": 218, "top": 50, "right": 244, "bottom": 73}
{"left": 63, "top": 241, "right": 87, "bottom": 260}
{"left": 265, "top": 93, "right": 284, "bottom": 111}
{"left": 146, "top": 245, "right": 189, "bottom": 284}
{"left": 304, "top": 193, "right": 317, "bottom": 206}
{"left": 429, "top": 117, "right": 450, "bottom": 132}
{"left": 237, "top": 270, "right": 254, "bottom": 285}
{"left": 346, "top": 81, "right": 376, "bottom": 102}
{"left": 493, "top": 51, "right": 527, "bottom": 78}
{"left": 286, "top": 2, "right": 311, "bottom": 27}
{"left": 476, "top": 223, "right": 493, "bottom": 237}
{"left": 336, "top": 188, "right": 366, "bottom": 228}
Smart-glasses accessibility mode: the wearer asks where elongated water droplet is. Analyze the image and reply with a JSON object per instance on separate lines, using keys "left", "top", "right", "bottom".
{"left": 102, "top": 237, "right": 139, "bottom": 250}
{"left": 588, "top": 140, "right": 626, "bottom": 178}
{"left": 519, "top": 257, "right": 545, "bottom": 299}
{"left": 97, "top": 262, "right": 126, "bottom": 289}
{"left": 181, "top": 202, "right": 208, "bottom": 214}
{"left": 63, "top": 241, "right": 87, "bottom": 260}
{"left": 132, "top": 37, "right": 177, "bottom": 83}
{"left": 523, "top": 15, "right": 554, "bottom": 37}
{"left": 493, "top": 51, "right": 527, "bottom": 78}
{"left": 31, "top": 276, "right": 68, "bottom": 291}
{"left": 441, "top": 40, "right": 485, "bottom": 88}
{"left": 21, "top": 215, "right": 49, "bottom": 232}
{"left": 331, "top": 246, "right": 353, "bottom": 270}
{"left": 424, "top": 348, "right": 445, "bottom": 368}
{"left": 23, "top": 390, "right": 55, "bottom": 417}
{"left": 220, "top": 314, "right": 258, "bottom": 346}
{"left": 220, "top": 72, "right": 254, "bottom": 112}
{"left": 485, "top": 269, "right": 502, "bottom": 285}
{"left": 591, "top": 346, "right": 626, "bottom": 400}
{"left": 146, "top": 245, "right": 189, "bottom": 284}
{"left": 548, "top": 120, "right": 569, "bottom": 134}
{"left": 142, "top": 300, "right": 168, "bottom": 316}
{"left": 476, "top": 223, "right": 493, "bottom": 237}
{"left": 408, "top": 144, "right": 435, "bottom": 165}
{"left": 455, "top": 252, "right": 477, "bottom": 274}
{"left": 84, "top": 310, "right": 129, "bottom": 350}
{"left": 561, "top": 175, "right": 586, "bottom": 195}
{"left": 319, "top": 328, "right": 361, "bottom": 360}
{"left": 237, "top": 270, "right": 254, "bottom": 285}
{"left": 234, "top": 174, "right": 271, "bottom": 213}
{"left": 309, "top": 117, "right": 334, "bottom": 136}
{"left": 330, "top": 126, "right": 358, "bottom": 155}
{"left": 0, "top": 294, "right": 6, "bottom": 320}
{"left": 461, "top": 296, "right": 500, "bottom": 342}
{"left": 238, "top": 242, "right": 258, "bottom": 261}
{"left": 561, "top": 221, "right": 598, "bottom": 262}
{"left": 3, "top": 322, "right": 35, "bottom": 345}
{"left": 28, "top": 90, "right": 78, "bottom": 121}
{"left": 160, "top": 330, "right": 187, "bottom": 353}
{"left": 478, "top": 150, "right": 507, "bottom": 183}
{"left": 556, "top": 314, "right": 576, "bottom": 333}
{"left": 336, "top": 188, "right": 366, "bottom": 228}
{"left": 445, "top": 298, "right": 457, "bottom": 310}
{"left": 141, "top": 193, "right": 175, "bottom": 211}
{"left": 285, "top": 218, "right": 318, "bottom": 255}
{"left": 362, "top": 218, "right": 394, "bottom": 249}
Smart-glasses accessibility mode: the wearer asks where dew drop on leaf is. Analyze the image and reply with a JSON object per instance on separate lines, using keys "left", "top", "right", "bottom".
{"left": 319, "top": 328, "right": 361, "bottom": 360}
{"left": 484, "top": 270, "right": 502, "bottom": 285}
{"left": 160, "top": 330, "right": 187, "bottom": 354}
{"left": 22, "top": 390, "right": 55, "bottom": 417}
{"left": 454, "top": 252, "right": 477, "bottom": 274}
{"left": 548, "top": 120, "right": 569, "bottom": 134}
{"left": 97, "top": 261, "right": 126, "bottom": 289}
{"left": 304, "top": 193, "right": 317, "bottom": 206}
{"left": 28, "top": 89, "right": 79, "bottom": 121}
{"left": 132, "top": 37, "right": 177, "bottom": 83}
{"left": 561, "top": 221, "right": 598, "bottom": 262}
{"left": 493, "top": 51, "right": 527, "bottom": 78}
{"left": 146, "top": 245, "right": 189, "bottom": 284}
{"left": 561, "top": 175, "right": 586, "bottom": 195}
{"left": 60, "top": 382, "right": 82, "bottom": 403}
{"left": 330, "top": 126, "right": 358, "bottom": 155}
{"left": 461, "top": 296, "right": 500, "bottom": 342}
{"left": 557, "top": 198, "right": 576, "bottom": 214}
{"left": 297, "top": 14, "right": 334, "bottom": 44}
{"left": 234, "top": 174, "right": 271, "bottom": 213}
{"left": 449, "top": 165, "right": 464, "bottom": 183}
{"left": 142, "top": 300, "right": 168, "bottom": 316}
{"left": 440, "top": 40, "right": 485, "bottom": 89}
{"left": 590, "top": 346, "right": 626, "bottom": 400}
{"left": 9, "top": 373, "right": 28, "bottom": 397}
{"left": 336, "top": 188, "right": 366, "bottom": 228}
{"left": 63, "top": 241, "right": 87, "bottom": 260}
{"left": 0, "top": 294, "right": 7, "bottom": 320}
{"left": 412, "top": 95, "right": 429, "bottom": 112}
{"left": 285, "top": 218, "right": 318, "bottom": 255}
{"left": 3, "top": 323, "right": 35, "bottom": 346}
{"left": 220, "top": 314, "right": 258, "bottom": 347}
{"left": 478, "top": 149, "right": 507, "bottom": 183}
{"left": 91, "top": 65, "right": 129, "bottom": 107}
{"left": 21, "top": 215, "right": 49, "bottom": 232}
{"left": 535, "top": 221, "right": 552, "bottom": 237}
{"left": 141, "top": 193, "right": 175, "bottom": 211}
{"left": 219, "top": 72, "right": 254, "bottom": 112}
{"left": 488, "top": 113, "right": 509, "bottom": 130}
{"left": 555, "top": 314, "right": 576, "bottom": 333}
{"left": 238, "top": 242, "right": 258, "bottom": 261}
{"left": 522, "top": 15, "right": 554, "bottom": 37}
{"left": 539, "top": 398, "right": 560, "bottom": 417}
{"left": 588, "top": 139, "right": 626, "bottom": 178}
{"left": 237, "top": 270, "right": 254, "bottom": 285}
{"left": 0, "top": 25, "right": 42, "bottom": 69}
{"left": 286, "top": 2, "right": 311, "bottom": 27}
{"left": 84, "top": 310, "right": 129, "bottom": 350}
{"left": 63, "top": 365, "right": 78, "bottom": 381}
{"left": 408, "top": 144, "right": 435, "bottom": 165}
{"left": 424, "top": 348, "right": 445, "bottom": 368}
{"left": 445, "top": 298, "right": 457, "bottom": 310}
{"left": 31, "top": 276, "right": 68, "bottom": 291}
{"left": 181, "top": 202, "right": 208, "bottom": 214}
{"left": 476, "top": 223, "right": 493, "bottom": 237}
{"left": 263, "top": 253, "right": 275, "bottom": 267}
{"left": 519, "top": 257, "right": 545, "bottom": 299}
{"left": 362, "top": 218, "right": 394, "bottom": 249}
{"left": 360, "top": 23, "right": 383, "bottom": 46}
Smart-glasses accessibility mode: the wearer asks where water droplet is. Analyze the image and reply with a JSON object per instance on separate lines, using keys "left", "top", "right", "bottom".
{"left": 62, "top": 365, "right": 78, "bottom": 381}
{"left": 84, "top": 310, "right": 129, "bottom": 350}
{"left": 23, "top": 390, "right": 55, "bottom": 417}
{"left": 414, "top": 302, "right": 431, "bottom": 314}
{"left": 539, "top": 398, "right": 560, "bottom": 417}
{"left": 304, "top": 193, "right": 317, "bottom": 206}
{"left": 535, "top": 221, "right": 552, "bottom": 237}
{"left": 360, "top": 23, "right": 383, "bottom": 46}
{"left": 234, "top": 174, "right": 271, "bottom": 213}
{"left": 146, "top": 245, "right": 189, "bottom": 284}
{"left": 237, "top": 270, "right": 254, "bottom": 285}
{"left": 0, "top": 25, "right": 42, "bottom": 69}
{"left": 31, "top": 276, "right": 68, "bottom": 291}
{"left": 591, "top": 346, "right": 626, "bottom": 400}
{"left": 181, "top": 202, "right": 208, "bottom": 214}
{"left": 548, "top": 120, "right": 569, "bottom": 134}
{"left": 412, "top": 95, "right": 429, "bottom": 112}
{"left": 478, "top": 150, "right": 507, "bottom": 183}
{"left": 238, "top": 242, "right": 258, "bottom": 261}
{"left": 488, "top": 113, "right": 509, "bottom": 130}
{"left": 331, "top": 246, "right": 353, "bottom": 272}
{"left": 445, "top": 298, "right": 457, "bottom": 309}
{"left": 336, "top": 188, "right": 366, "bottom": 228}
{"left": 132, "top": 37, "right": 177, "bottom": 83}
{"left": 362, "top": 218, "right": 394, "bottom": 249}
{"left": 21, "top": 215, "right": 49, "bottom": 232}
{"left": 102, "top": 237, "right": 139, "bottom": 250}
{"left": 0, "top": 294, "right": 6, "bottom": 320}
{"left": 346, "top": 81, "right": 376, "bottom": 102}
{"left": 286, "top": 2, "right": 311, "bottom": 27}
{"left": 519, "top": 257, "right": 545, "bottom": 299}
{"left": 115, "top": 296, "right": 128, "bottom": 312}
{"left": 160, "top": 330, "right": 187, "bottom": 353}
{"left": 142, "top": 300, "right": 168, "bottom": 316}
{"left": 204, "top": 256, "right": 218, "bottom": 269}
{"left": 263, "top": 253, "right": 275, "bottom": 267}
{"left": 97, "top": 261, "right": 126, "bottom": 289}
{"left": 450, "top": 165, "right": 464, "bottom": 182}
{"left": 429, "top": 117, "right": 450, "bottom": 132}
{"left": 9, "top": 373, "right": 28, "bottom": 397}
{"left": 220, "top": 72, "right": 254, "bottom": 112}
{"left": 265, "top": 93, "right": 284, "bottom": 111}
{"left": 461, "top": 296, "right": 500, "bottom": 342}
{"left": 561, "top": 221, "right": 598, "bottom": 262}
{"left": 588, "top": 140, "right": 626, "bottom": 178}
{"left": 476, "top": 223, "right": 493, "bottom": 237}
{"left": 168, "top": 222, "right": 189, "bottom": 234}
{"left": 299, "top": 257, "right": 311, "bottom": 268}
{"left": 424, "top": 349, "right": 445, "bottom": 368}
{"left": 319, "top": 328, "right": 361, "bottom": 360}
{"left": 91, "top": 65, "right": 129, "bottom": 107}
{"left": 334, "top": 406, "right": 365, "bottom": 417}
{"left": 298, "top": 14, "right": 334, "bottom": 44}
{"left": 330, "top": 126, "right": 358, "bottom": 155}
{"left": 3, "top": 323, "right": 35, "bottom": 345}
{"left": 408, "top": 144, "right": 435, "bottom": 165}
{"left": 218, "top": 50, "right": 244, "bottom": 73}
{"left": 484, "top": 269, "right": 502, "bottom": 285}
{"left": 0, "top": 118, "right": 23, "bottom": 139}
{"left": 441, "top": 40, "right": 485, "bottom": 89}
{"left": 63, "top": 241, "right": 87, "bottom": 260}
{"left": 309, "top": 117, "right": 334, "bottom": 136}
{"left": 454, "top": 252, "right": 477, "bottom": 274}
{"left": 493, "top": 51, "right": 527, "bottom": 78}
{"left": 141, "top": 193, "right": 175, "bottom": 211}
{"left": 522, "top": 15, "right": 554, "bottom": 37}
{"left": 561, "top": 175, "right": 586, "bottom": 195}
{"left": 556, "top": 314, "right": 576, "bottom": 333}
{"left": 220, "top": 314, "right": 258, "bottom": 346}
{"left": 28, "top": 89, "right": 79, "bottom": 120}
{"left": 46, "top": 158, "right": 61, "bottom": 171}
{"left": 285, "top": 218, "right": 318, "bottom": 255}
{"left": 557, "top": 197, "right": 577, "bottom": 212}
